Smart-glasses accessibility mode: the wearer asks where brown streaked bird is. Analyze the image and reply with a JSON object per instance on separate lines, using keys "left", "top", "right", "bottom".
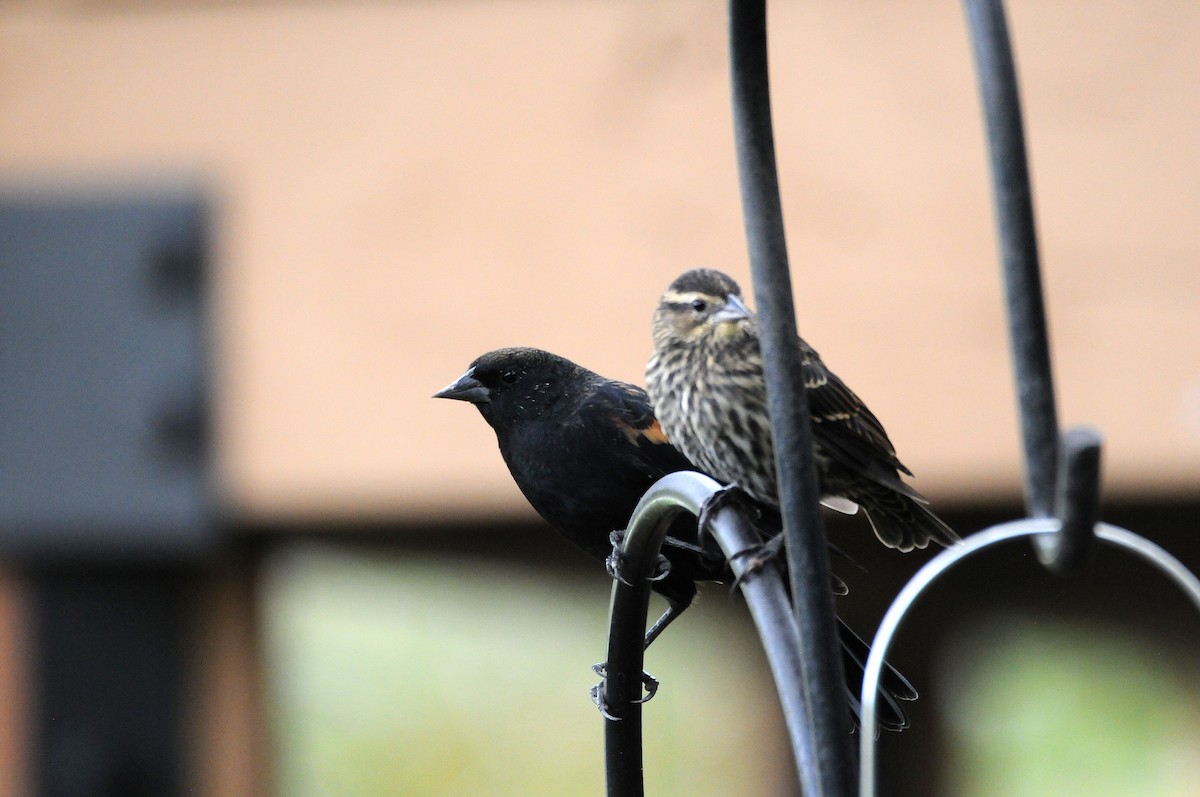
{"left": 646, "top": 268, "right": 958, "bottom": 552}
{"left": 435, "top": 346, "right": 917, "bottom": 731}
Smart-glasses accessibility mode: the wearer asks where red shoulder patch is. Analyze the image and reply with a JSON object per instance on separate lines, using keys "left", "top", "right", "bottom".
{"left": 639, "top": 418, "right": 670, "bottom": 446}
{"left": 611, "top": 414, "right": 671, "bottom": 447}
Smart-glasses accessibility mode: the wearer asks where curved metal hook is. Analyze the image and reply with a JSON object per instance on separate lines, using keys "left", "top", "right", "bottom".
{"left": 858, "top": 519, "right": 1200, "bottom": 797}
{"left": 963, "top": 0, "right": 1107, "bottom": 579}
{"left": 601, "top": 471, "right": 817, "bottom": 797}
{"left": 601, "top": 475, "right": 697, "bottom": 797}
{"left": 1038, "top": 426, "right": 1103, "bottom": 574}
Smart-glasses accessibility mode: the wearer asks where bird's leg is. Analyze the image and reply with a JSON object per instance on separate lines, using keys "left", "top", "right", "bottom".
{"left": 664, "top": 533, "right": 728, "bottom": 566}
{"left": 728, "top": 536, "right": 851, "bottom": 595}
{"left": 643, "top": 602, "right": 683, "bottom": 650}
{"left": 659, "top": 535, "right": 706, "bottom": 555}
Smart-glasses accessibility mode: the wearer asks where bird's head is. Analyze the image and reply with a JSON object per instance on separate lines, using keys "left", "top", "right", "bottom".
{"left": 653, "top": 268, "right": 753, "bottom": 349}
{"left": 433, "top": 347, "right": 578, "bottom": 428}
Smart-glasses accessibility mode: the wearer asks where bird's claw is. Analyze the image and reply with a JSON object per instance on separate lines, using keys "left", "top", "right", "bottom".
{"left": 728, "top": 533, "right": 849, "bottom": 595}
{"left": 731, "top": 530, "right": 785, "bottom": 570}
{"left": 591, "top": 662, "right": 660, "bottom": 718}
{"left": 605, "top": 531, "right": 635, "bottom": 586}
{"left": 634, "top": 672, "right": 660, "bottom": 703}
{"left": 649, "top": 554, "right": 671, "bottom": 582}
{"left": 729, "top": 531, "right": 785, "bottom": 591}
{"left": 606, "top": 530, "right": 672, "bottom": 585}
{"left": 697, "top": 483, "right": 758, "bottom": 543}
{"left": 590, "top": 682, "right": 620, "bottom": 721}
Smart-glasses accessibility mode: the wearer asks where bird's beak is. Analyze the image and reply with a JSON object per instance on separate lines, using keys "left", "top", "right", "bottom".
{"left": 711, "top": 293, "right": 751, "bottom": 325}
{"left": 433, "top": 369, "right": 491, "bottom": 403}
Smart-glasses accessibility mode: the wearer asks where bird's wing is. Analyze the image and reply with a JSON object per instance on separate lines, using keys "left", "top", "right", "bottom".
{"left": 799, "top": 340, "right": 929, "bottom": 502}
{"left": 593, "top": 379, "right": 698, "bottom": 475}
{"left": 583, "top": 379, "right": 710, "bottom": 559}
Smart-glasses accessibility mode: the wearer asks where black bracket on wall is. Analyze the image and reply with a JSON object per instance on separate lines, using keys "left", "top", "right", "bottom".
{"left": 0, "top": 193, "right": 215, "bottom": 560}
{"left": 0, "top": 191, "right": 216, "bottom": 796}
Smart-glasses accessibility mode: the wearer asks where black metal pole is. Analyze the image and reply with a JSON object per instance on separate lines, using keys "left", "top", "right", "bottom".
{"left": 963, "top": 0, "right": 1104, "bottom": 575}
{"left": 0, "top": 195, "right": 215, "bottom": 797}
{"left": 728, "top": 2, "right": 855, "bottom": 795}
{"left": 962, "top": 0, "right": 1059, "bottom": 519}
{"left": 601, "top": 487, "right": 680, "bottom": 797}
{"left": 698, "top": 484, "right": 823, "bottom": 782}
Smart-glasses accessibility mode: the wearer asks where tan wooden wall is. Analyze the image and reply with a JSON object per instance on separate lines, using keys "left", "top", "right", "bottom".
{"left": 2, "top": 1, "right": 1198, "bottom": 525}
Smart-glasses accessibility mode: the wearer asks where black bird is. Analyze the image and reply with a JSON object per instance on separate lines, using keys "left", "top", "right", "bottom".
{"left": 435, "top": 347, "right": 725, "bottom": 648}
{"left": 435, "top": 346, "right": 917, "bottom": 730}
{"left": 646, "top": 268, "right": 958, "bottom": 552}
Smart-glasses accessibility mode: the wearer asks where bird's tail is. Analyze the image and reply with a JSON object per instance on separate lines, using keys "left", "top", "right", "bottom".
{"left": 853, "top": 482, "right": 959, "bottom": 552}
{"left": 709, "top": 503, "right": 922, "bottom": 731}
{"left": 838, "top": 617, "right": 918, "bottom": 733}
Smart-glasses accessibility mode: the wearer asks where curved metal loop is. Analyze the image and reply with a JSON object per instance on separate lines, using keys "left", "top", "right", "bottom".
{"left": 602, "top": 471, "right": 814, "bottom": 797}
{"left": 602, "top": 475, "right": 701, "bottom": 797}
{"left": 858, "top": 519, "right": 1200, "bottom": 797}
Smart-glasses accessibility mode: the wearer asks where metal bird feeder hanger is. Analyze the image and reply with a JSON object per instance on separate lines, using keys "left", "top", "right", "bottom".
{"left": 859, "top": 1, "right": 1200, "bottom": 795}
{"left": 600, "top": 2, "right": 1200, "bottom": 797}
{"left": 600, "top": 471, "right": 831, "bottom": 797}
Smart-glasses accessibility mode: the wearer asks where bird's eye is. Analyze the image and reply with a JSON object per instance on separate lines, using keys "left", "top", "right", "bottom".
{"left": 690, "top": 298, "right": 708, "bottom": 313}
{"left": 500, "top": 369, "right": 519, "bottom": 385}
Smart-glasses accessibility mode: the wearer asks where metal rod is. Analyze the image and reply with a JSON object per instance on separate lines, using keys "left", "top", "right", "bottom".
{"left": 705, "top": 491, "right": 822, "bottom": 783}
{"left": 962, "top": 0, "right": 1060, "bottom": 519}
{"left": 601, "top": 471, "right": 822, "bottom": 794}
{"left": 728, "top": 1, "right": 855, "bottom": 793}
{"left": 1038, "top": 426, "right": 1103, "bottom": 574}
{"left": 859, "top": 519, "right": 1200, "bottom": 796}
{"left": 601, "top": 487, "right": 680, "bottom": 796}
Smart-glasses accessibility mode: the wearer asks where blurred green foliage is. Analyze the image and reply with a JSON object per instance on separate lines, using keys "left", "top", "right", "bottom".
{"left": 947, "top": 620, "right": 1200, "bottom": 797}
{"left": 263, "top": 544, "right": 789, "bottom": 797}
